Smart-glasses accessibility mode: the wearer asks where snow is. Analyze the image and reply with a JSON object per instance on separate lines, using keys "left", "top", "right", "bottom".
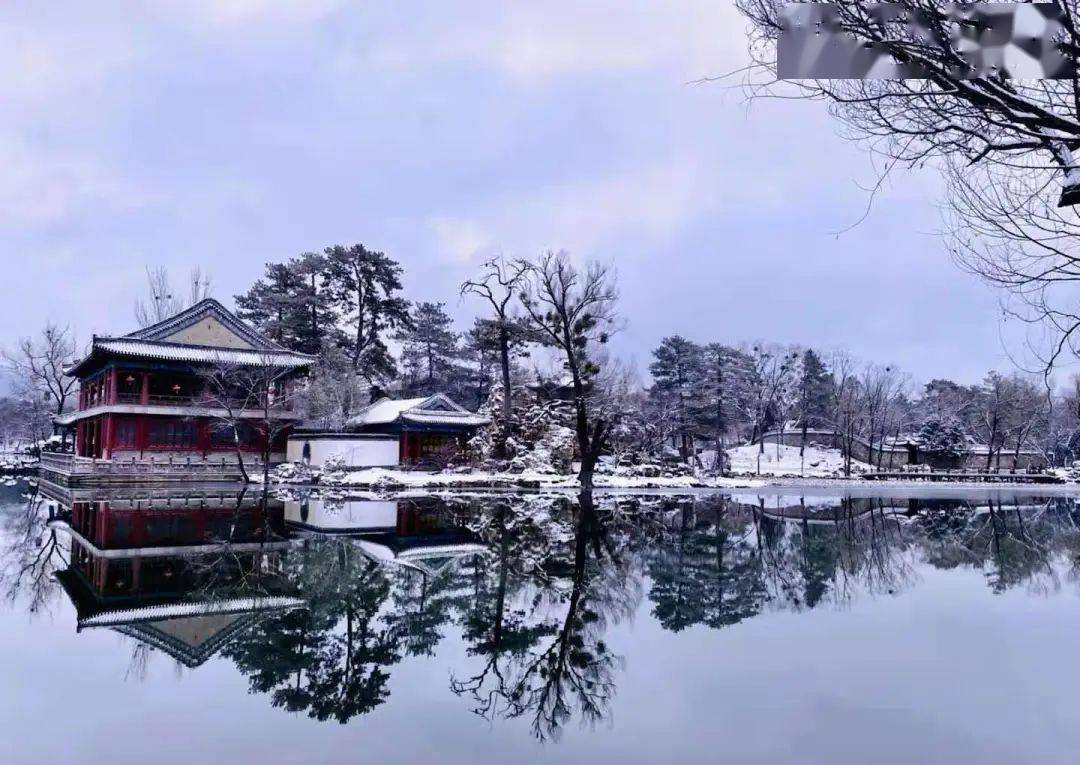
{"left": 92, "top": 339, "right": 312, "bottom": 367}
{"left": 725, "top": 443, "right": 872, "bottom": 478}
{"left": 264, "top": 464, "right": 764, "bottom": 492}
{"left": 350, "top": 397, "right": 430, "bottom": 425}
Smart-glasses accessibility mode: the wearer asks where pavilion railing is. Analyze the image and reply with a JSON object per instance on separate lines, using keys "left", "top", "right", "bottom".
{"left": 110, "top": 392, "right": 293, "bottom": 410}
{"left": 39, "top": 451, "right": 269, "bottom": 478}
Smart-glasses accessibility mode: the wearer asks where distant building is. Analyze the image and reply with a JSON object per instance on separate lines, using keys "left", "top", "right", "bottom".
{"left": 759, "top": 428, "right": 1047, "bottom": 471}
{"left": 345, "top": 393, "right": 489, "bottom": 465}
{"left": 54, "top": 299, "right": 314, "bottom": 470}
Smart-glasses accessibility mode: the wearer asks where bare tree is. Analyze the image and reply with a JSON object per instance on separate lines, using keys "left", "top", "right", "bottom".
{"left": 974, "top": 371, "right": 1020, "bottom": 471}
{"left": 518, "top": 251, "right": 620, "bottom": 489}
{"left": 829, "top": 351, "right": 863, "bottom": 477}
{"left": 859, "top": 364, "right": 906, "bottom": 470}
{"left": 461, "top": 257, "right": 532, "bottom": 457}
{"left": 134, "top": 265, "right": 212, "bottom": 327}
{"left": 197, "top": 352, "right": 303, "bottom": 484}
{"left": 746, "top": 344, "right": 798, "bottom": 475}
{"left": 2, "top": 324, "right": 79, "bottom": 431}
{"left": 733, "top": 1, "right": 1080, "bottom": 373}
{"left": 1005, "top": 374, "right": 1050, "bottom": 469}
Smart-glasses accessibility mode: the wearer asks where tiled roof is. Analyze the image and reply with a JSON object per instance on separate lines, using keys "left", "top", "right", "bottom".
{"left": 125, "top": 298, "right": 283, "bottom": 350}
{"left": 66, "top": 298, "right": 316, "bottom": 376}
{"left": 354, "top": 397, "right": 431, "bottom": 425}
{"left": 94, "top": 339, "right": 313, "bottom": 367}
{"left": 348, "top": 394, "right": 489, "bottom": 428}
{"left": 401, "top": 410, "right": 490, "bottom": 427}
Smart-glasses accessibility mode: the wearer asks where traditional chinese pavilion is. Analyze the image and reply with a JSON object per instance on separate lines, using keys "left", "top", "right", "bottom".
{"left": 50, "top": 486, "right": 302, "bottom": 667}
{"left": 345, "top": 393, "right": 489, "bottom": 465}
{"left": 55, "top": 299, "right": 314, "bottom": 466}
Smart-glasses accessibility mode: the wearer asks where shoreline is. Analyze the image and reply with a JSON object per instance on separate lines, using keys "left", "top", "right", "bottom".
{"left": 263, "top": 467, "right": 1080, "bottom": 495}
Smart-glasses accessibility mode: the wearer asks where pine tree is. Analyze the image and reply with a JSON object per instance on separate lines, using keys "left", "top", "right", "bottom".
{"left": 795, "top": 349, "right": 835, "bottom": 456}
{"left": 235, "top": 257, "right": 331, "bottom": 354}
{"left": 648, "top": 336, "right": 704, "bottom": 462}
{"left": 698, "top": 344, "right": 756, "bottom": 471}
{"left": 458, "top": 319, "right": 499, "bottom": 411}
{"left": 397, "top": 301, "right": 461, "bottom": 396}
{"left": 322, "top": 244, "right": 412, "bottom": 381}
{"left": 916, "top": 417, "right": 966, "bottom": 458}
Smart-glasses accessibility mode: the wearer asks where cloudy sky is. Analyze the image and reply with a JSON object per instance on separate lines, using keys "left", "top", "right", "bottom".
{"left": 0, "top": 1, "right": 1029, "bottom": 386}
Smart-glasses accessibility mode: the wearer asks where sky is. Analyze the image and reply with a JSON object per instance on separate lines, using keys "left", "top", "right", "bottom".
{"left": 0, "top": 1, "right": 1032, "bottom": 387}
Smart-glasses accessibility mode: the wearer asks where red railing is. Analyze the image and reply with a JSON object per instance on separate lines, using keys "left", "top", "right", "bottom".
{"left": 109, "top": 392, "right": 293, "bottom": 410}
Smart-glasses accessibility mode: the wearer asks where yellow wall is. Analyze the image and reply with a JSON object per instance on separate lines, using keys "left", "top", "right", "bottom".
{"left": 163, "top": 317, "right": 254, "bottom": 349}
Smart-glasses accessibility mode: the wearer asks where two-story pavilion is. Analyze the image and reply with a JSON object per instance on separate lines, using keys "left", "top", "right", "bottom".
{"left": 56, "top": 299, "right": 314, "bottom": 463}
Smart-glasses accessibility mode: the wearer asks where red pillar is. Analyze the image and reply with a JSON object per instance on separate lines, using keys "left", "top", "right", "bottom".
{"left": 136, "top": 414, "right": 147, "bottom": 455}
{"left": 140, "top": 372, "right": 149, "bottom": 405}
{"left": 102, "top": 414, "right": 114, "bottom": 459}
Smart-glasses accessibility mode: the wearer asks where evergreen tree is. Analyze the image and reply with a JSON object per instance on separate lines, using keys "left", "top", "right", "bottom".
{"left": 795, "top": 348, "right": 835, "bottom": 455}
{"left": 916, "top": 417, "right": 967, "bottom": 458}
{"left": 235, "top": 257, "right": 330, "bottom": 354}
{"left": 648, "top": 336, "right": 704, "bottom": 461}
{"left": 698, "top": 344, "right": 756, "bottom": 470}
{"left": 459, "top": 319, "right": 499, "bottom": 410}
{"left": 322, "top": 243, "right": 412, "bottom": 381}
{"left": 397, "top": 301, "right": 461, "bottom": 396}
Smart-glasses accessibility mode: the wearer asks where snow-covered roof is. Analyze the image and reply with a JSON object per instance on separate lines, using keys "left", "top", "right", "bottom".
{"left": 356, "top": 397, "right": 431, "bottom": 425}
{"left": 125, "top": 298, "right": 283, "bottom": 349}
{"left": 66, "top": 298, "right": 316, "bottom": 376}
{"left": 348, "top": 394, "right": 489, "bottom": 428}
{"left": 78, "top": 596, "right": 306, "bottom": 627}
{"left": 92, "top": 339, "right": 312, "bottom": 368}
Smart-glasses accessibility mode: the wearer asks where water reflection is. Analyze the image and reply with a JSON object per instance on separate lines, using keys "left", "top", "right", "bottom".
{"left": 5, "top": 482, "right": 1080, "bottom": 742}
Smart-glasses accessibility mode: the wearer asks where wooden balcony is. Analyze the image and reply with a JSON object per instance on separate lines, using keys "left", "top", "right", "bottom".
{"left": 111, "top": 391, "right": 294, "bottom": 411}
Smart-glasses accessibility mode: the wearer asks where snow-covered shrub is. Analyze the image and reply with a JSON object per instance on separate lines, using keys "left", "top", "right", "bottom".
{"left": 320, "top": 455, "right": 349, "bottom": 484}
{"left": 271, "top": 461, "right": 316, "bottom": 484}
{"left": 509, "top": 424, "right": 575, "bottom": 474}
{"left": 472, "top": 384, "right": 576, "bottom": 474}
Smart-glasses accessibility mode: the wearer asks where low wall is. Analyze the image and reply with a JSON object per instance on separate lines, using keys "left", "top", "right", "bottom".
{"left": 286, "top": 433, "right": 400, "bottom": 468}
{"left": 759, "top": 429, "right": 1047, "bottom": 471}
{"left": 110, "top": 450, "right": 285, "bottom": 466}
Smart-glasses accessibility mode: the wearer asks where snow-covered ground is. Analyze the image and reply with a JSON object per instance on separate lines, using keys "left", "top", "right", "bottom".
{"left": 725, "top": 443, "right": 871, "bottom": 478}
{"left": 265, "top": 463, "right": 764, "bottom": 491}
{"left": 263, "top": 442, "right": 1069, "bottom": 492}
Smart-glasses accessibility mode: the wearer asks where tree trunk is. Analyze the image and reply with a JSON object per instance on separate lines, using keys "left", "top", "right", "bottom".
{"left": 498, "top": 326, "right": 512, "bottom": 421}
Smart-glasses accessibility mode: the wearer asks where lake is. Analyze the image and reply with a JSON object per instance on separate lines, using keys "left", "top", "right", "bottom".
{"left": 3, "top": 479, "right": 1080, "bottom": 764}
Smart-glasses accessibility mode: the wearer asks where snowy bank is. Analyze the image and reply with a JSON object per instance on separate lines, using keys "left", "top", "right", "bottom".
{"left": 265, "top": 461, "right": 764, "bottom": 492}
{"left": 725, "top": 443, "right": 872, "bottom": 478}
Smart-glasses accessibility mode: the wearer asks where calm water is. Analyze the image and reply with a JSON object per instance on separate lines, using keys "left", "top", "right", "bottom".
{"left": 4, "top": 480, "right": 1080, "bottom": 764}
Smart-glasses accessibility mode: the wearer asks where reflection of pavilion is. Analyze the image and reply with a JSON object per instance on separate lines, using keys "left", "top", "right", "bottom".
{"left": 285, "top": 497, "right": 487, "bottom": 577}
{"left": 48, "top": 485, "right": 303, "bottom": 668}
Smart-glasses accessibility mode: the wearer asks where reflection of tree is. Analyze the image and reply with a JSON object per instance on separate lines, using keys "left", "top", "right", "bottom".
{"left": 227, "top": 539, "right": 401, "bottom": 724}
{"left": 797, "top": 519, "right": 838, "bottom": 609}
{"left": 458, "top": 502, "right": 558, "bottom": 668}
{"left": 981, "top": 500, "right": 1057, "bottom": 596}
{"left": 647, "top": 501, "right": 765, "bottom": 631}
{"left": 386, "top": 564, "right": 471, "bottom": 658}
{"left": 452, "top": 492, "right": 636, "bottom": 741}
{"left": 915, "top": 498, "right": 1060, "bottom": 596}
{"left": 0, "top": 483, "right": 66, "bottom": 613}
